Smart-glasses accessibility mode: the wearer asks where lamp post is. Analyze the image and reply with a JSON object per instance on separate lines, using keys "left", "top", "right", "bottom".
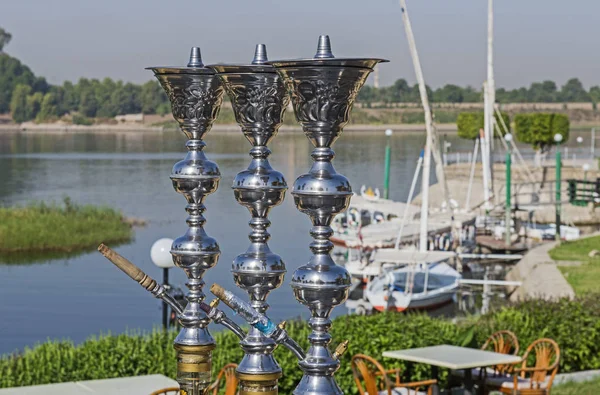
{"left": 151, "top": 238, "right": 175, "bottom": 330}
{"left": 504, "top": 133, "right": 513, "bottom": 246}
{"left": 554, "top": 133, "right": 563, "bottom": 242}
{"left": 383, "top": 128, "right": 393, "bottom": 199}
{"left": 576, "top": 136, "right": 583, "bottom": 161}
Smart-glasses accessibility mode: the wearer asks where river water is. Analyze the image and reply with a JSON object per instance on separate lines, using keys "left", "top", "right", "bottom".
{"left": 0, "top": 128, "right": 590, "bottom": 355}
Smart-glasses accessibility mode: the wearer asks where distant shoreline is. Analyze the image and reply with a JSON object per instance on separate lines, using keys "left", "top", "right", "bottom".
{"left": 0, "top": 121, "right": 598, "bottom": 134}
{"left": 0, "top": 123, "right": 454, "bottom": 134}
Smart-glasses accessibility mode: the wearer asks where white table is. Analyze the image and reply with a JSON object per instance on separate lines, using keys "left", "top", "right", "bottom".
{"left": 383, "top": 345, "right": 522, "bottom": 395}
{"left": 0, "top": 374, "right": 178, "bottom": 395}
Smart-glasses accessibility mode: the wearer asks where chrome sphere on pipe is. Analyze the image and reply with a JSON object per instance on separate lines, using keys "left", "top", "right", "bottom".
{"left": 147, "top": 47, "right": 225, "bottom": 395}
{"left": 208, "top": 43, "right": 289, "bottom": 395}
{"left": 269, "top": 35, "right": 388, "bottom": 395}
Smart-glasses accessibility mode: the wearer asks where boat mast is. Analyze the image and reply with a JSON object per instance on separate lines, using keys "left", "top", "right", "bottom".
{"left": 399, "top": 0, "right": 450, "bottom": 252}
{"left": 483, "top": 0, "right": 495, "bottom": 208}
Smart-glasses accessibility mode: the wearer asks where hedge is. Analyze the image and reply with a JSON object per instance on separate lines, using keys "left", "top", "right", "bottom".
{"left": 456, "top": 111, "right": 510, "bottom": 140}
{"left": 2, "top": 295, "right": 600, "bottom": 393}
{"left": 514, "top": 113, "right": 570, "bottom": 150}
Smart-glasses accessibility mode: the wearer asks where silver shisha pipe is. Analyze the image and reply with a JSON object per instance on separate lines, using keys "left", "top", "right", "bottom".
{"left": 207, "top": 44, "right": 289, "bottom": 395}
{"left": 268, "top": 35, "right": 388, "bottom": 395}
{"left": 147, "top": 47, "right": 225, "bottom": 395}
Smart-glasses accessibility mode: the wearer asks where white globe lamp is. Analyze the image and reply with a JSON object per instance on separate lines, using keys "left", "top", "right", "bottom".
{"left": 151, "top": 238, "right": 174, "bottom": 269}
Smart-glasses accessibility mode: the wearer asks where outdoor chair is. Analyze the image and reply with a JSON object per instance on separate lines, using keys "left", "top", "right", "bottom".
{"left": 480, "top": 330, "right": 521, "bottom": 377}
{"left": 487, "top": 338, "right": 560, "bottom": 395}
{"left": 351, "top": 354, "right": 437, "bottom": 395}
{"left": 150, "top": 388, "right": 179, "bottom": 395}
{"left": 452, "top": 330, "right": 520, "bottom": 392}
{"left": 207, "top": 363, "right": 239, "bottom": 395}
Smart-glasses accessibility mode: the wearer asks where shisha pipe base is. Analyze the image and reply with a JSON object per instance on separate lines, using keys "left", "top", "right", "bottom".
{"left": 174, "top": 343, "right": 215, "bottom": 395}
{"left": 237, "top": 372, "right": 281, "bottom": 395}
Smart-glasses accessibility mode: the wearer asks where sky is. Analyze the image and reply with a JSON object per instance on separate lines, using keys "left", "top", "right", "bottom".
{"left": 2, "top": 0, "right": 599, "bottom": 89}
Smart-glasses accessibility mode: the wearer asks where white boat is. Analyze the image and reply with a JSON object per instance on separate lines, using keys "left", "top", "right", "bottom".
{"left": 364, "top": 261, "right": 461, "bottom": 312}
{"left": 344, "top": 249, "right": 461, "bottom": 313}
{"left": 332, "top": 190, "right": 476, "bottom": 251}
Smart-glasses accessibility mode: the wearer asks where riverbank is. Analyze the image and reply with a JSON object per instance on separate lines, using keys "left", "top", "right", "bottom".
{"left": 0, "top": 198, "right": 134, "bottom": 262}
{"left": 0, "top": 122, "right": 458, "bottom": 133}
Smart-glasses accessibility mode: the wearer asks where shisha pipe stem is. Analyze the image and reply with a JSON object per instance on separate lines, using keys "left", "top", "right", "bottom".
{"left": 198, "top": 299, "right": 246, "bottom": 340}
{"left": 98, "top": 243, "right": 184, "bottom": 315}
{"left": 210, "top": 284, "right": 275, "bottom": 335}
{"left": 210, "top": 284, "right": 305, "bottom": 360}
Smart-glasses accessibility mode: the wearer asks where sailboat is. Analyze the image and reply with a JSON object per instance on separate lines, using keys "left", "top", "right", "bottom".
{"left": 344, "top": 249, "right": 461, "bottom": 313}
{"left": 366, "top": 260, "right": 461, "bottom": 312}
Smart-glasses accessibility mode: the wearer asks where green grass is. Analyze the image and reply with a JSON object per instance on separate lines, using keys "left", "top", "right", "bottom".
{"left": 549, "top": 235, "right": 600, "bottom": 261}
{"left": 558, "top": 262, "right": 600, "bottom": 294}
{"left": 549, "top": 235, "right": 600, "bottom": 294}
{"left": 0, "top": 197, "right": 133, "bottom": 259}
{"left": 554, "top": 376, "right": 600, "bottom": 395}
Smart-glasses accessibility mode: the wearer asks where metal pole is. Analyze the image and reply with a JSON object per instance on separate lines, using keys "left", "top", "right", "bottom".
{"left": 593, "top": 127, "right": 596, "bottom": 158}
{"left": 162, "top": 267, "right": 169, "bottom": 330}
{"left": 383, "top": 132, "right": 392, "bottom": 199}
{"left": 465, "top": 138, "right": 480, "bottom": 211}
{"left": 556, "top": 149, "right": 562, "bottom": 242}
{"left": 399, "top": 0, "right": 450, "bottom": 252}
{"left": 505, "top": 149, "right": 511, "bottom": 246}
{"left": 395, "top": 150, "right": 424, "bottom": 249}
{"left": 482, "top": 266, "right": 490, "bottom": 315}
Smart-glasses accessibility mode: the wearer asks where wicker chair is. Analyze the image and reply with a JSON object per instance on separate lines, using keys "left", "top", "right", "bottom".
{"left": 452, "top": 330, "right": 520, "bottom": 392}
{"left": 351, "top": 354, "right": 437, "bottom": 395}
{"left": 481, "top": 330, "right": 520, "bottom": 378}
{"left": 150, "top": 388, "right": 179, "bottom": 395}
{"left": 207, "top": 363, "right": 239, "bottom": 395}
{"left": 491, "top": 338, "right": 560, "bottom": 395}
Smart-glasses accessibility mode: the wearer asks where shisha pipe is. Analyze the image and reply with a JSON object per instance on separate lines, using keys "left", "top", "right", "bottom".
{"left": 209, "top": 284, "right": 349, "bottom": 363}
{"left": 98, "top": 243, "right": 184, "bottom": 316}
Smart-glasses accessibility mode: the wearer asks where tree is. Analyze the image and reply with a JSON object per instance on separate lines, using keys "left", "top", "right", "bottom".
{"left": 528, "top": 80, "right": 557, "bottom": 102}
{"left": 61, "top": 81, "right": 79, "bottom": 113}
{"left": 141, "top": 80, "right": 168, "bottom": 114}
{"left": 590, "top": 86, "right": 600, "bottom": 104}
{"left": 109, "top": 82, "right": 141, "bottom": 115}
{"left": 559, "top": 78, "right": 590, "bottom": 102}
{"left": 388, "top": 79, "right": 411, "bottom": 103}
{"left": 26, "top": 92, "right": 43, "bottom": 120}
{"left": 433, "top": 84, "right": 464, "bottom": 103}
{"left": 10, "top": 84, "right": 31, "bottom": 122}
{"left": 95, "top": 78, "right": 118, "bottom": 118}
{"left": 0, "top": 54, "right": 36, "bottom": 113}
{"left": 36, "top": 92, "right": 60, "bottom": 122}
{"left": 514, "top": 113, "right": 570, "bottom": 154}
{"left": 79, "top": 89, "right": 98, "bottom": 117}
{"left": 456, "top": 112, "right": 510, "bottom": 140}
{"left": 0, "top": 28, "right": 11, "bottom": 52}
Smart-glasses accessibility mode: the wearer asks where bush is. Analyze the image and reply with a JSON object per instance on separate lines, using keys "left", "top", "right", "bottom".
{"left": 72, "top": 114, "right": 94, "bottom": 126}
{"left": 2, "top": 295, "right": 600, "bottom": 392}
{"left": 514, "top": 113, "right": 570, "bottom": 151}
{"left": 456, "top": 111, "right": 510, "bottom": 140}
{"left": 0, "top": 197, "right": 132, "bottom": 256}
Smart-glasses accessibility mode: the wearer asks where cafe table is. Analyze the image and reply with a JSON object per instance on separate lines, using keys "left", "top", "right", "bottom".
{"left": 383, "top": 345, "right": 522, "bottom": 395}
